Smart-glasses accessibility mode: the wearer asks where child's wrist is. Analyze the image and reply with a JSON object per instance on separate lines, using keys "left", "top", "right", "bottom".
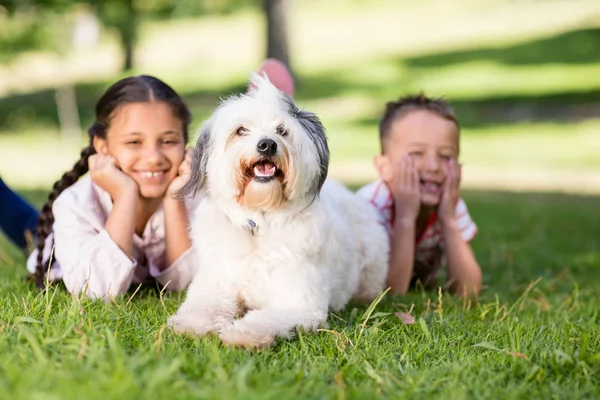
{"left": 394, "top": 206, "right": 418, "bottom": 226}
{"left": 162, "top": 195, "right": 186, "bottom": 210}
{"left": 112, "top": 187, "right": 138, "bottom": 206}
{"left": 440, "top": 217, "right": 459, "bottom": 233}
{"left": 395, "top": 216, "right": 416, "bottom": 229}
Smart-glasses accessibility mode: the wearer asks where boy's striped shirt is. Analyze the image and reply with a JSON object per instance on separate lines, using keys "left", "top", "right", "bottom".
{"left": 356, "top": 180, "right": 477, "bottom": 269}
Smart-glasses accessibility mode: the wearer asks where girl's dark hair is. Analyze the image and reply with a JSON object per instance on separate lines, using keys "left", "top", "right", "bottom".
{"left": 378, "top": 93, "right": 459, "bottom": 153}
{"left": 33, "top": 75, "right": 191, "bottom": 288}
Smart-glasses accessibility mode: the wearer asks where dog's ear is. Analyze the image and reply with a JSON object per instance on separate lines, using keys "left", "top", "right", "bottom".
{"left": 283, "top": 95, "right": 330, "bottom": 195}
{"left": 175, "top": 122, "right": 212, "bottom": 199}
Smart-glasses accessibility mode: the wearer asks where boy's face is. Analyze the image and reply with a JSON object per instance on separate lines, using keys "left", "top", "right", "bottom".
{"left": 375, "top": 110, "right": 459, "bottom": 207}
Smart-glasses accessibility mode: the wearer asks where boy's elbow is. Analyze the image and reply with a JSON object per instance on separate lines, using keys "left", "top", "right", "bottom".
{"left": 456, "top": 274, "right": 482, "bottom": 298}
{"left": 471, "top": 268, "right": 483, "bottom": 295}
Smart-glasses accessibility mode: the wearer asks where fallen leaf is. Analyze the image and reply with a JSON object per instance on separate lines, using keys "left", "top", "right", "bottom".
{"left": 507, "top": 351, "right": 529, "bottom": 360}
{"left": 369, "top": 312, "right": 392, "bottom": 319}
{"left": 472, "top": 341, "right": 501, "bottom": 351}
{"left": 394, "top": 312, "right": 415, "bottom": 325}
{"left": 13, "top": 316, "right": 43, "bottom": 324}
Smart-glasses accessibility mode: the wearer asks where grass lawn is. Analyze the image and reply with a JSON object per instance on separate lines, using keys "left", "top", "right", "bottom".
{"left": 0, "top": 188, "right": 599, "bottom": 399}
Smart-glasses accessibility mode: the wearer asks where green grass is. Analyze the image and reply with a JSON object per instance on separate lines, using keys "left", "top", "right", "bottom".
{"left": 0, "top": 188, "right": 599, "bottom": 399}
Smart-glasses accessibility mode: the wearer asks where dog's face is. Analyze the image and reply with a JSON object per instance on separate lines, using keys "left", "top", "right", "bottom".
{"left": 179, "top": 74, "right": 329, "bottom": 212}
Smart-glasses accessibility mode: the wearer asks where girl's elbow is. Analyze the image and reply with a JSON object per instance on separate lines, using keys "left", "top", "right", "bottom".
{"left": 388, "top": 279, "right": 410, "bottom": 296}
{"left": 63, "top": 274, "right": 128, "bottom": 301}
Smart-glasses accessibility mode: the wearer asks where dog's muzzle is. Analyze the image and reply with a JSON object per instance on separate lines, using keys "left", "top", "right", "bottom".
{"left": 253, "top": 159, "right": 279, "bottom": 183}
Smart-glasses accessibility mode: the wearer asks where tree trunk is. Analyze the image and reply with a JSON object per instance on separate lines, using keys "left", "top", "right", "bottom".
{"left": 119, "top": 0, "right": 136, "bottom": 71}
{"left": 55, "top": 85, "right": 81, "bottom": 141}
{"left": 263, "top": 0, "right": 293, "bottom": 77}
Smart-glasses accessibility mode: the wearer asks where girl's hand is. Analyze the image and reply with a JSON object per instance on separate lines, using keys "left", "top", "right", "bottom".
{"left": 165, "top": 148, "right": 193, "bottom": 200}
{"left": 388, "top": 154, "right": 421, "bottom": 224}
{"left": 438, "top": 159, "right": 461, "bottom": 225}
{"left": 88, "top": 154, "right": 137, "bottom": 201}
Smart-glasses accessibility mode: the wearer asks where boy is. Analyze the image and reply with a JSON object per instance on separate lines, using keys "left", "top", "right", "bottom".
{"left": 356, "top": 94, "right": 482, "bottom": 297}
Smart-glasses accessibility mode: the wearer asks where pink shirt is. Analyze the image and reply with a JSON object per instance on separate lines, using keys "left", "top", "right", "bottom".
{"left": 356, "top": 180, "right": 478, "bottom": 284}
{"left": 26, "top": 175, "right": 199, "bottom": 300}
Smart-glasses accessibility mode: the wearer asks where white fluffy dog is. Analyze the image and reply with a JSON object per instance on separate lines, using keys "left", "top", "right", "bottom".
{"left": 168, "top": 74, "right": 389, "bottom": 348}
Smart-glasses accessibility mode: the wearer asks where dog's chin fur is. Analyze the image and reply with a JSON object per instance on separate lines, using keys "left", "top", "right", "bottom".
{"left": 234, "top": 153, "right": 293, "bottom": 211}
{"left": 241, "top": 180, "right": 285, "bottom": 210}
{"left": 168, "top": 73, "right": 390, "bottom": 349}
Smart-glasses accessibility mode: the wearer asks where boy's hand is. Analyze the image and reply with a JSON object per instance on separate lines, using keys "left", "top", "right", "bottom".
{"left": 388, "top": 155, "right": 421, "bottom": 223}
{"left": 89, "top": 154, "right": 138, "bottom": 201}
{"left": 438, "top": 159, "right": 461, "bottom": 225}
{"left": 165, "top": 148, "right": 193, "bottom": 200}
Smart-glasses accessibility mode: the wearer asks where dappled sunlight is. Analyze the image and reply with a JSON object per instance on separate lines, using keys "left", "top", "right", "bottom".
{"left": 461, "top": 122, "right": 600, "bottom": 167}
{"left": 404, "top": 61, "right": 600, "bottom": 100}
{"left": 2, "top": 0, "right": 600, "bottom": 96}
{"left": 0, "top": 132, "right": 87, "bottom": 189}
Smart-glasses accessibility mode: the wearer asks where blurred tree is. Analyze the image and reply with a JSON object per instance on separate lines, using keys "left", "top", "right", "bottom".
{"left": 263, "top": 0, "right": 293, "bottom": 78}
{"left": 1, "top": 0, "right": 288, "bottom": 73}
{"left": 1, "top": 0, "right": 145, "bottom": 71}
{"left": 91, "top": 0, "right": 137, "bottom": 71}
{"left": 0, "top": 0, "right": 70, "bottom": 60}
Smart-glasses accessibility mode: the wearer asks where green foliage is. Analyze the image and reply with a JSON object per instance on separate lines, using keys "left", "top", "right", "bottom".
{"left": 0, "top": 6, "right": 72, "bottom": 58}
{"left": 137, "top": 0, "right": 259, "bottom": 19}
{"left": 0, "top": 0, "right": 260, "bottom": 66}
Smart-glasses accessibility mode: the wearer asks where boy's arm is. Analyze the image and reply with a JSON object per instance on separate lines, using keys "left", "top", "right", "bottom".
{"left": 385, "top": 155, "right": 422, "bottom": 295}
{"left": 438, "top": 160, "right": 482, "bottom": 297}
{"left": 388, "top": 217, "right": 417, "bottom": 295}
{"left": 440, "top": 221, "right": 482, "bottom": 297}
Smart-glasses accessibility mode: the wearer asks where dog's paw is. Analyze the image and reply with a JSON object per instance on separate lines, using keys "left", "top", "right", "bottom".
{"left": 218, "top": 324, "right": 275, "bottom": 349}
{"left": 167, "top": 313, "right": 220, "bottom": 337}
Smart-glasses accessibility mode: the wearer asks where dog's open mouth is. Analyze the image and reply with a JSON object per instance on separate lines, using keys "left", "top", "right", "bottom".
{"left": 252, "top": 159, "right": 281, "bottom": 182}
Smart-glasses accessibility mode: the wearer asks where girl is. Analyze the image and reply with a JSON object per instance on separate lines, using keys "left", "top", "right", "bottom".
{"left": 26, "top": 75, "right": 199, "bottom": 300}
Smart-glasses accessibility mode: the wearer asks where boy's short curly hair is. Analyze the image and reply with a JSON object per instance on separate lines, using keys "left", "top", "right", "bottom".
{"left": 379, "top": 93, "right": 459, "bottom": 153}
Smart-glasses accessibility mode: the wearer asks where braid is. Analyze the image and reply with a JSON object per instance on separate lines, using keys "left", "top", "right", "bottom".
{"left": 34, "top": 145, "right": 96, "bottom": 289}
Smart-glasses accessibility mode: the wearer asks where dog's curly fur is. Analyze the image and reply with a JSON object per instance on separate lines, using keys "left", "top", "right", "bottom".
{"left": 167, "top": 73, "right": 389, "bottom": 348}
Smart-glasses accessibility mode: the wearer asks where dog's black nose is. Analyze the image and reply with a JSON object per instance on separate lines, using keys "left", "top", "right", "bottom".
{"left": 257, "top": 138, "right": 277, "bottom": 156}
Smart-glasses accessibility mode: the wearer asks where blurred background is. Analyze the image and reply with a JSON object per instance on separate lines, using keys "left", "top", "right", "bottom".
{"left": 1, "top": 0, "right": 600, "bottom": 195}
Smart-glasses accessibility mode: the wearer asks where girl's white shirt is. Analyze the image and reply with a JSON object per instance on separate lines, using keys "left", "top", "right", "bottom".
{"left": 26, "top": 175, "right": 200, "bottom": 300}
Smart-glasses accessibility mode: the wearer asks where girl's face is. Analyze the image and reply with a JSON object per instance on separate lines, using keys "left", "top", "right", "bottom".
{"left": 96, "top": 101, "right": 186, "bottom": 200}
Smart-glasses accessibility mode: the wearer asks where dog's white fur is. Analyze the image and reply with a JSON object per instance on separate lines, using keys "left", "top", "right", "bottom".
{"left": 168, "top": 74, "right": 389, "bottom": 348}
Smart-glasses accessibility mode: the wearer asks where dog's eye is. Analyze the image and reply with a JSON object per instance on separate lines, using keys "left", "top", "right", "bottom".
{"left": 276, "top": 125, "right": 288, "bottom": 136}
{"left": 236, "top": 126, "right": 248, "bottom": 136}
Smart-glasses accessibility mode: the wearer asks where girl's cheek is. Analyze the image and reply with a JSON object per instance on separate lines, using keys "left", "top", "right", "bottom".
{"left": 170, "top": 149, "right": 186, "bottom": 170}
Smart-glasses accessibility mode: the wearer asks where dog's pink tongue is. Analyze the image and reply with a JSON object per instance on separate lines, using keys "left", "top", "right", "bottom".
{"left": 256, "top": 163, "right": 276, "bottom": 176}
